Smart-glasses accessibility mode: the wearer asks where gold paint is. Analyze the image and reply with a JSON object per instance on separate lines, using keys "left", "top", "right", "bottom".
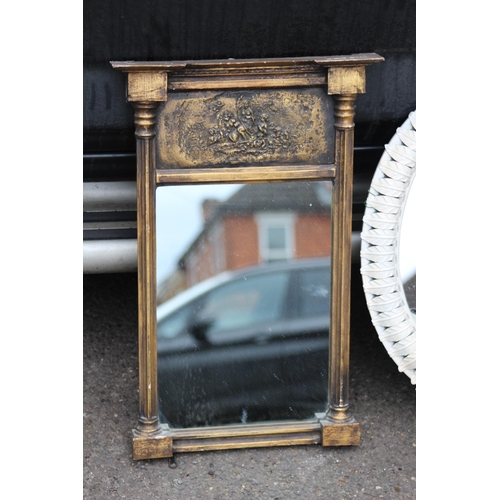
{"left": 109, "top": 55, "right": 384, "bottom": 459}
{"left": 320, "top": 419, "right": 361, "bottom": 446}
{"left": 327, "top": 94, "right": 357, "bottom": 424}
{"left": 327, "top": 66, "right": 366, "bottom": 95}
{"left": 127, "top": 72, "right": 169, "bottom": 102}
{"left": 132, "top": 428, "right": 173, "bottom": 460}
{"left": 156, "top": 164, "right": 336, "bottom": 186}
{"left": 156, "top": 89, "right": 334, "bottom": 168}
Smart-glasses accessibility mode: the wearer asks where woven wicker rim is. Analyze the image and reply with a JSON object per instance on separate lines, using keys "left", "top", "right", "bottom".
{"left": 360, "top": 110, "right": 416, "bottom": 385}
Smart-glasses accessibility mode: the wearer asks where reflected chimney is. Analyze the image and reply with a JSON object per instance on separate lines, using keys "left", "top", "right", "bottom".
{"left": 202, "top": 198, "right": 220, "bottom": 222}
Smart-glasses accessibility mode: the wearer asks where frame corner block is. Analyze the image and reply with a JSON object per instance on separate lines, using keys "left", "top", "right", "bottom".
{"left": 132, "top": 429, "right": 174, "bottom": 460}
{"left": 327, "top": 66, "right": 366, "bottom": 95}
{"left": 319, "top": 418, "right": 361, "bottom": 447}
{"left": 127, "top": 71, "right": 169, "bottom": 102}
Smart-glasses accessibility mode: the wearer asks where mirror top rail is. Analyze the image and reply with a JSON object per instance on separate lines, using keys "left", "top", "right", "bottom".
{"left": 111, "top": 53, "right": 384, "bottom": 98}
{"left": 156, "top": 164, "right": 336, "bottom": 186}
{"left": 110, "top": 53, "right": 384, "bottom": 72}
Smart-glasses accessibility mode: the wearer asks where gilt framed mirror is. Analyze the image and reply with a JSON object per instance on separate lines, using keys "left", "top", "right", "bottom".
{"left": 111, "top": 54, "right": 384, "bottom": 460}
{"left": 156, "top": 181, "right": 334, "bottom": 430}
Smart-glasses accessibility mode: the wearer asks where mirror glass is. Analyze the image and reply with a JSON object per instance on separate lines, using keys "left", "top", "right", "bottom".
{"left": 399, "top": 173, "right": 416, "bottom": 314}
{"left": 156, "top": 181, "right": 332, "bottom": 428}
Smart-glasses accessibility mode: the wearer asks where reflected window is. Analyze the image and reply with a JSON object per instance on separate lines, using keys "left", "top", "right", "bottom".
{"left": 268, "top": 226, "right": 286, "bottom": 250}
{"left": 255, "top": 212, "right": 296, "bottom": 263}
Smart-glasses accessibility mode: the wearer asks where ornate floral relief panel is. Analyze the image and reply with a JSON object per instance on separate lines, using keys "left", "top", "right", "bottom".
{"left": 156, "top": 88, "right": 334, "bottom": 168}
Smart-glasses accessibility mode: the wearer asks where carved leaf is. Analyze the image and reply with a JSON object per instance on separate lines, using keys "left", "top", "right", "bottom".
{"left": 408, "top": 110, "right": 416, "bottom": 130}
{"left": 397, "top": 351, "right": 416, "bottom": 373}
{"left": 379, "top": 322, "right": 413, "bottom": 342}
{"left": 372, "top": 306, "right": 406, "bottom": 327}
{"left": 365, "top": 291, "right": 401, "bottom": 312}
{"left": 360, "top": 245, "right": 396, "bottom": 263}
{"left": 385, "top": 144, "right": 416, "bottom": 167}
{"left": 362, "top": 277, "right": 398, "bottom": 295}
{"left": 371, "top": 178, "right": 407, "bottom": 197}
{"left": 360, "top": 261, "right": 396, "bottom": 279}
{"left": 378, "top": 159, "right": 414, "bottom": 181}
{"left": 360, "top": 229, "right": 397, "bottom": 246}
{"left": 365, "top": 192, "right": 403, "bottom": 213}
{"left": 387, "top": 336, "right": 416, "bottom": 356}
{"left": 396, "top": 128, "right": 416, "bottom": 150}
{"left": 362, "top": 212, "right": 399, "bottom": 230}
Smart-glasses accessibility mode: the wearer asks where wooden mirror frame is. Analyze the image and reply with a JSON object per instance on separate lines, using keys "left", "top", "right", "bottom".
{"left": 111, "top": 54, "right": 383, "bottom": 460}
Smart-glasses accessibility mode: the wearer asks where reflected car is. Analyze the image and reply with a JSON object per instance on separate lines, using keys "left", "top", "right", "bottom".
{"left": 156, "top": 257, "right": 331, "bottom": 428}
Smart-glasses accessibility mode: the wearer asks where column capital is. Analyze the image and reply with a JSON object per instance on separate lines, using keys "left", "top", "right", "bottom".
{"left": 333, "top": 94, "right": 357, "bottom": 130}
{"left": 133, "top": 102, "right": 159, "bottom": 139}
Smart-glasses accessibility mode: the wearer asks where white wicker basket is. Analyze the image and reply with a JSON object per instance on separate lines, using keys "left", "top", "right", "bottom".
{"left": 360, "top": 110, "right": 416, "bottom": 385}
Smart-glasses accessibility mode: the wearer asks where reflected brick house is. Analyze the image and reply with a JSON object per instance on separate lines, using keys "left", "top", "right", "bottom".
{"left": 159, "top": 182, "right": 332, "bottom": 300}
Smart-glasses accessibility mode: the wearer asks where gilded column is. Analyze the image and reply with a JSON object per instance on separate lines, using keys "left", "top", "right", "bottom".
{"left": 133, "top": 101, "right": 161, "bottom": 436}
{"left": 326, "top": 94, "right": 357, "bottom": 423}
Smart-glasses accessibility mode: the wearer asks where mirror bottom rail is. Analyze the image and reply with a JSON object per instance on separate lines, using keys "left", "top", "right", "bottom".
{"left": 132, "top": 418, "right": 360, "bottom": 460}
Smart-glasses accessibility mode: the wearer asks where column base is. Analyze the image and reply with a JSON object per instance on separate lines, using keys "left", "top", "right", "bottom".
{"left": 320, "top": 417, "right": 361, "bottom": 446}
{"left": 132, "top": 427, "right": 173, "bottom": 460}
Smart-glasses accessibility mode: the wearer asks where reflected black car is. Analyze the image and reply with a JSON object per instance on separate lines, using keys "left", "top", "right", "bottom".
{"left": 157, "top": 258, "right": 331, "bottom": 428}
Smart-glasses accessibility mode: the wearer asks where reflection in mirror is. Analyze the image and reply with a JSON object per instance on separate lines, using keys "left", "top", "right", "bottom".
{"left": 399, "top": 173, "right": 416, "bottom": 314}
{"left": 156, "top": 181, "right": 332, "bottom": 428}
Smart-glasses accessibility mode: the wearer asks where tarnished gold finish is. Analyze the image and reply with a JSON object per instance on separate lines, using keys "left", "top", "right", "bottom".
{"left": 128, "top": 72, "right": 169, "bottom": 102}
{"left": 156, "top": 89, "right": 334, "bottom": 168}
{"left": 327, "top": 66, "right": 366, "bottom": 95}
{"left": 325, "top": 94, "right": 358, "bottom": 429}
{"left": 171, "top": 420, "right": 323, "bottom": 453}
{"left": 133, "top": 102, "right": 163, "bottom": 434}
{"left": 320, "top": 418, "right": 361, "bottom": 446}
{"left": 111, "top": 54, "right": 383, "bottom": 459}
{"left": 156, "top": 165, "right": 336, "bottom": 186}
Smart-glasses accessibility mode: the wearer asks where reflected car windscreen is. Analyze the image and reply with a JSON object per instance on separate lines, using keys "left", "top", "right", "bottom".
{"left": 198, "top": 270, "right": 290, "bottom": 334}
{"left": 157, "top": 301, "right": 198, "bottom": 339}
